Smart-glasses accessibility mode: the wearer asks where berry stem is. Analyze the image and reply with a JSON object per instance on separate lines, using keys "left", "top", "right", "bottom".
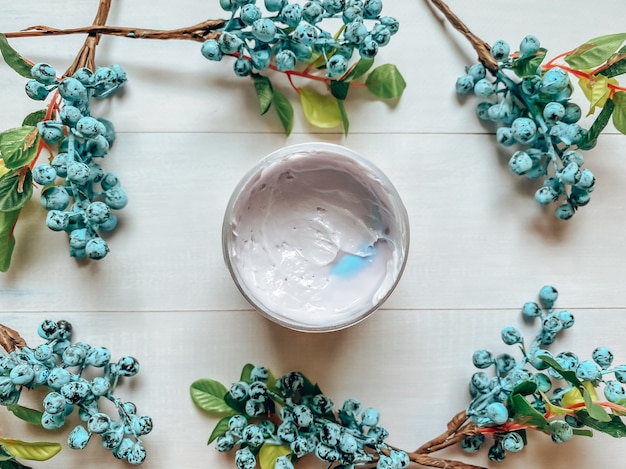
{"left": 427, "top": 0, "right": 499, "bottom": 73}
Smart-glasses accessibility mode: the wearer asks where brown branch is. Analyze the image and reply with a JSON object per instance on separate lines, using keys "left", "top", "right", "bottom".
{"left": 4, "top": 21, "right": 225, "bottom": 43}
{"left": 412, "top": 453, "right": 487, "bottom": 469}
{"left": 0, "top": 324, "right": 27, "bottom": 353}
{"left": 64, "top": 0, "right": 112, "bottom": 77}
{"left": 428, "top": 0, "right": 499, "bottom": 73}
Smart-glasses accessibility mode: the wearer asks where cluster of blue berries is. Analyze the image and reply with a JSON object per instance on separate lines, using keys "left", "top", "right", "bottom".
{"left": 210, "top": 365, "right": 409, "bottom": 469}
{"left": 462, "top": 285, "right": 626, "bottom": 462}
{"left": 456, "top": 36, "right": 595, "bottom": 220}
{"left": 201, "top": 0, "right": 399, "bottom": 78}
{"left": 0, "top": 319, "right": 151, "bottom": 465}
{"left": 26, "top": 62, "right": 128, "bottom": 260}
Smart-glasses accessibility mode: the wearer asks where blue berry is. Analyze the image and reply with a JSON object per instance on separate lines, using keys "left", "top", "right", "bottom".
{"left": 326, "top": 54, "right": 348, "bottom": 77}
{"left": 486, "top": 402, "right": 508, "bottom": 425}
{"left": 592, "top": 347, "right": 614, "bottom": 369}
{"left": 25, "top": 80, "right": 50, "bottom": 100}
{"left": 31, "top": 62, "right": 57, "bottom": 85}
{"left": 490, "top": 40, "right": 510, "bottom": 61}
{"left": 549, "top": 420, "right": 573, "bottom": 443}
{"left": 519, "top": 35, "right": 540, "bottom": 58}
{"left": 251, "top": 18, "right": 277, "bottom": 43}
{"left": 32, "top": 164, "right": 58, "bottom": 185}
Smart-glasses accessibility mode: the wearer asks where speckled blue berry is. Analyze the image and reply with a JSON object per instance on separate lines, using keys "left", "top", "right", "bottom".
{"left": 344, "top": 21, "right": 368, "bottom": 44}
{"left": 473, "top": 78, "right": 494, "bottom": 98}
{"left": 32, "top": 164, "right": 57, "bottom": 185}
{"left": 538, "top": 285, "right": 558, "bottom": 308}
{"left": 41, "top": 411, "right": 66, "bottom": 430}
{"left": 105, "top": 186, "right": 129, "bottom": 210}
{"left": 127, "top": 443, "right": 147, "bottom": 466}
{"left": 235, "top": 447, "right": 256, "bottom": 469}
{"left": 541, "top": 68, "right": 569, "bottom": 94}
{"left": 508, "top": 151, "right": 533, "bottom": 175}
{"left": 251, "top": 18, "right": 277, "bottom": 43}
{"left": 461, "top": 434, "right": 485, "bottom": 453}
{"left": 490, "top": 40, "right": 510, "bottom": 61}
{"left": 201, "top": 39, "right": 223, "bottom": 61}
{"left": 501, "top": 431, "right": 524, "bottom": 452}
{"left": 519, "top": 35, "right": 540, "bottom": 58}
{"left": 486, "top": 402, "right": 509, "bottom": 425}
{"left": 37, "top": 121, "right": 64, "bottom": 143}
{"left": 472, "top": 349, "right": 493, "bottom": 369}
{"left": 67, "top": 424, "right": 91, "bottom": 449}
{"left": 302, "top": 1, "right": 324, "bottom": 23}
{"left": 326, "top": 54, "right": 348, "bottom": 77}
{"left": 58, "top": 77, "right": 88, "bottom": 105}
{"left": 25, "top": 79, "right": 50, "bottom": 100}
{"left": 118, "top": 356, "right": 140, "bottom": 377}
{"left": 228, "top": 414, "right": 248, "bottom": 435}
{"left": 31, "top": 62, "right": 57, "bottom": 85}
{"left": 576, "top": 360, "right": 602, "bottom": 384}
{"left": 592, "top": 347, "right": 614, "bottom": 369}
{"left": 501, "top": 326, "right": 522, "bottom": 345}
{"left": 46, "top": 210, "right": 70, "bottom": 231}
{"left": 549, "top": 419, "right": 573, "bottom": 443}
{"left": 361, "top": 407, "right": 380, "bottom": 426}
{"left": 233, "top": 57, "right": 252, "bottom": 77}
{"left": 87, "top": 413, "right": 111, "bottom": 434}
{"left": 274, "top": 455, "right": 295, "bottom": 469}
{"left": 275, "top": 50, "right": 297, "bottom": 71}
{"left": 72, "top": 67, "right": 95, "bottom": 86}
{"left": 9, "top": 364, "right": 35, "bottom": 386}
{"left": 364, "top": 0, "right": 383, "bottom": 19}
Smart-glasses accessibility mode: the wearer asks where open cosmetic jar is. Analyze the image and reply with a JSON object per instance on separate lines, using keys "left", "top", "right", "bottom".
{"left": 222, "top": 143, "right": 410, "bottom": 332}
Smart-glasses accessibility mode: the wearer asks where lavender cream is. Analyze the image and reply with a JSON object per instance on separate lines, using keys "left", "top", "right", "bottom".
{"left": 223, "top": 143, "right": 409, "bottom": 332}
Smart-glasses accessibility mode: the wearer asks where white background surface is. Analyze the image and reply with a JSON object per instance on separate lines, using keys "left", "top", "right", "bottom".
{"left": 1, "top": 1, "right": 626, "bottom": 468}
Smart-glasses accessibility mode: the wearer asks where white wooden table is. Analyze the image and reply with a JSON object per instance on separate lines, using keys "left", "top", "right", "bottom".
{"left": 1, "top": 1, "right": 626, "bottom": 468}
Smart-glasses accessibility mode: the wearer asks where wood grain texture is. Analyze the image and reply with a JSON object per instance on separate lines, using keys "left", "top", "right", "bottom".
{"left": 1, "top": 1, "right": 626, "bottom": 468}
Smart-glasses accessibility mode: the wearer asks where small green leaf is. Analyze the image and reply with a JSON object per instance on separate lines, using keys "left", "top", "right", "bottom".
{"left": 6, "top": 405, "right": 43, "bottom": 426}
{"left": 240, "top": 363, "right": 254, "bottom": 382}
{"left": 300, "top": 373, "right": 323, "bottom": 398}
{"left": 299, "top": 88, "right": 342, "bottom": 128}
{"left": 345, "top": 58, "right": 375, "bottom": 81}
{"left": 509, "top": 394, "right": 549, "bottom": 431}
{"left": 582, "top": 387, "right": 611, "bottom": 422}
{"left": 0, "top": 439, "right": 61, "bottom": 462}
{"left": 612, "top": 91, "right": 626, "bottom": 135}
{"left": 22, "top": 110, "right": 47, "bottom": 128}
{"left": 0, "top": 209, "right": 20, "bottom": 272}
{"left": 579, "top": 98, "right": 615, "bottom": 147}
{"left": 208, "top": 415, "right": 232, "bottom": 444}
{"left": 0, "top": 454, "right": 32, "bottom": 469}
{"left": 600, "top": 56, "right": 626, "bottom": 78}
{"left": 330, "top": 80, "right": 350, "bottom": 100}
{"left": 0, "top": 34, "right": 32, "bottom": 79}
{"left": 190, "top": 379, "right": 234, "bottom": 414}
{"left": 0, "top": 171, "right": 33, "bottom": 212}
{"left": 540, "top": 355, "right": 583, "bottom": 387}
{"left": 271, "top": 90, "right": 293, "bottom": 136}
{"left": 365, "top": 64, "right": 406, "bottom": 99}
{"left": 337, "top": 100, "right": 349, "bottom": 136}
{"left": 0, "top": 126, "right": 40, "bottom": 170}
{"left": 572, "top": 429, "right": 594, "bottom": 437}
{"left": 511, "top": 380, "right": 538, "bottom": 396}
{"left": 258, "top": 443, "right": 291, "bottom": 469}
{"left": 565, "top": 33, "right": 626, "bottom": 70}
{"left": 576, "top": 410, "right": 626, "bottom": 437}
{"left": 252, "top": 75, "right": 274, "bottom": 115}
{"left": 512, "top": 48, "right": 547, "bottom": 78}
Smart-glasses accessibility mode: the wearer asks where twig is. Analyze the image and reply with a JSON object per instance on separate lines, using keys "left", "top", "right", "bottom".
{"left": 3, "top": 21, "right": 225, "bottom": 43}
{"left": 427, "top": 0, "right": 499, "bottom": 73}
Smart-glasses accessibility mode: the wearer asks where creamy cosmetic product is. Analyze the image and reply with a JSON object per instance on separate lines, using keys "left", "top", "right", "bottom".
{"left": 223, "top": 143, "right": 409, "bottom": 332}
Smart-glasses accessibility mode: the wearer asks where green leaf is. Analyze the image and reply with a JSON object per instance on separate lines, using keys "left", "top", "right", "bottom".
{"left": 0, "top": 126, "right": 40, "bottom": 170}
{"left": 576, "top": 410, "right": 626, "bottom": 437}
{"left": 0, "top": 456, "right": 32, "bottom": 469}
{"left": 572, "top": 429, "right": 594, "bottom": 437}
{"left": 0, "top": 34, "right": 32, "bottom": 79}
{"left": 579, "top": 97, "right": 615, "bottom": 147}
{"left": 512, "top": 48, "right": 547, "bottom": 78}
{"left": 271, "top": 90, "right": 293, "bottom": 136}
{"left": 0, "top": 439, "right": 61, "bottom": 462}
{"left": 299, "top": 88, "right": 342, "bottom": 128}
{"left": 240, "top": 363, "right": 254, "bottom": 382}
{"left": 329, "top": 80, "right": 350, "bottom": 100}
{"left": 0, "top": 171, "right": 33, "bottom": 212}
{"left": 612, "top": 91, "right": 626, "bottom": 135}
{"left": 258, "top": 443, "right": 291, "bottom": 469}
{"left": 345, "top": 58, "right": 375, "bottom": 81}
{"left": 22, "top": 110, "right": 47, "bottom": 128}
{"left": 208, "top": 415, "right": 232, "bottom": 444}
{"left": 365, "top": 64, "right": 406, "bottom": 99}
{"left": 189, "top": 379, "right": 235, "bottom": 414}
{"left": 0, "top": 209, "right": 20, "bottom": 272}
{"left": 509, "top": 394, "right": 549, "bottom": 431}
{"left": 300, "top": 373, "right": 323, "bottom": 398}
{"left": 252, "top": 75, "right": 274, "bottom": 115}
{"left": 582, "top": 387, "right": 611, "bottom": 422}
{"left": 337, "top": 100, "right": 349, "bottom": 136}
{"left": 6, "top": 405, "right": 43, "bottom": 426}
{"left": 540, "top": 355, "right": 583, "bottom": 387}
{"left": 565, "top": 33, "right": 626, "bottom": 70}
{"left": 600, "top": 57, "right": 626, "bottom": 78}
{"left": 511, "top": 380, "right": 538, "bottom": 396}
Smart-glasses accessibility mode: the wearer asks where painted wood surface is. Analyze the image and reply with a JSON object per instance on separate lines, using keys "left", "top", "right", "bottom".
{"left": 1, "top": 1, "right": 626, "bottom": 468}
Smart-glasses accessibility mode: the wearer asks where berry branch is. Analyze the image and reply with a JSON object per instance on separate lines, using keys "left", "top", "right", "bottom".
{"left": 191, "top": 286, "right": 626, "bottom": 469}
